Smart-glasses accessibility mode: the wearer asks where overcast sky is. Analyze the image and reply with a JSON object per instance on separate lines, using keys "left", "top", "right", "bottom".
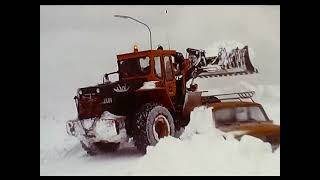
{"left": 40, "top": 5, "right": 280, "bottom": 119}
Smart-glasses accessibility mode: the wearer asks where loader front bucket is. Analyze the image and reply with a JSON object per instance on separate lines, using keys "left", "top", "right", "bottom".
{"left": 197, "top": 46, "right": 258, "bottom": 78}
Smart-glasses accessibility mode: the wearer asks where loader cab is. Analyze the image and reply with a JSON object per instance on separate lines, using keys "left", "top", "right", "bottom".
{"left": 116, "top": 46, "right": 178, "bottom": 97}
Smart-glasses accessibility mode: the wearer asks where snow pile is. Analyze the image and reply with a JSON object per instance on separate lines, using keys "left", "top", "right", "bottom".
{"left": 202, "top": 64, "right": 222, "bottom": 72}
{"left": 40, "top": 82, "right": 279, "bottom": 175}
{"left": 180, "top": 106, "right": 221, "bottom": 139}
{"left": 40, "top": 116, "right": 81, "bottom": 164}
{"left": 133, "top": 106, "right": 279, "bottom": 176}
{"left": 205, "top": 40, "right": 256, "bottom": 61}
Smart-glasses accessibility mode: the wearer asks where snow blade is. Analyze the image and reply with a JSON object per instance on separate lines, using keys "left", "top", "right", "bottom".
{"left": 195, "top": 46, "right": 258, "bottom": 78}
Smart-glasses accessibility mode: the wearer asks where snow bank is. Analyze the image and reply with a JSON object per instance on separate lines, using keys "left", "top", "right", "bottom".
{"left": 40, "top": 82, "right": 279, "bottom": 175}
{"left": 40, "top": 116, "right": 82, "bottom": 165}
{"left": 133, "top": 106, "right": 279, "bottom": 176}
{"left": 40, "top": 83, "right": 279, "bottom": 175}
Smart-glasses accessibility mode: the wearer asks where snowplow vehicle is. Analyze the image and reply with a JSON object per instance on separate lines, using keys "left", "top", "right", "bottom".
{"left": 66, "top": 44, "right": 277, "bottom": 155}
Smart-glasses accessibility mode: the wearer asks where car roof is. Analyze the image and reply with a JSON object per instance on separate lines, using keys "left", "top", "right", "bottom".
{"left": 210, "top": 101, "right": 261, "bottom": 110}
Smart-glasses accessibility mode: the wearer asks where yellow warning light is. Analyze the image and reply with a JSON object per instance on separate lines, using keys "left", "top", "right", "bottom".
{"left": 134, "top": 45, "right": 138, "bottom": 52}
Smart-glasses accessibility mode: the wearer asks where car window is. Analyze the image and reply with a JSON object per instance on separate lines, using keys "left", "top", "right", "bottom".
{"left": 234, "top": 106, "right": 268, "bottom": 122}
{"left": 214, "top": 108, "right": 234, "bottom": 122}
{"left": 248, "top": 106, "right": 268, "bottom": 121}
{"left": 214, "top": 105, "right": 268, "bottom": 124}
{"left": 235, "top": 107, "right": 249, "bottom": 122}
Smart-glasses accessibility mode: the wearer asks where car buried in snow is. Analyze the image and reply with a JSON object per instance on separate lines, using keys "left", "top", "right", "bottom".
{"left": 201, "top": 91, "right": 280, "bottom": 150}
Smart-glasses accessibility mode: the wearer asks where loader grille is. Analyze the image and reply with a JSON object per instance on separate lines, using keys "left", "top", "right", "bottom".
{"left": 78, "top": 93, "right": 103, "bottom": 119}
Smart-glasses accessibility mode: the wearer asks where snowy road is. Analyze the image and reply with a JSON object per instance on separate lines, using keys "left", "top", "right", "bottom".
{"left": 40, "top": 143, "right": 143, "bottom": 176}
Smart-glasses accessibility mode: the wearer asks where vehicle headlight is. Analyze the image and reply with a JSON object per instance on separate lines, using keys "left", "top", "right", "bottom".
{"left": 96, "top": 88, "right": 100, "bottom": 93}
{"left": 78, "top": 89, "right": 82, "bottom": 95}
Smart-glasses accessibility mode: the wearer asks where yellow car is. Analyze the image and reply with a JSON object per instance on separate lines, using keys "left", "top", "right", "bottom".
{"left": 209, "top": 101, "right": 280, "bottom": 150}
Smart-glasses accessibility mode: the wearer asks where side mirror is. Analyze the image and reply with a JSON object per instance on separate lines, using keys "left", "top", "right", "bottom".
{"left": 104, "top": 73, "right": 109, "bottom": 81}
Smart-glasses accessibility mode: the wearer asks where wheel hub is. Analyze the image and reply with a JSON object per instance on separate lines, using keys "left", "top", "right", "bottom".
{"left": 153, "top": 115, "right": 170, "bottom": 141}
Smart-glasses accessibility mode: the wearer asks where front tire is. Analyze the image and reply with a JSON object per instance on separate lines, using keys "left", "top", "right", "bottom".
{"left": 95, "top": 142, "right": 120, "bottom": 153}
{"left": 80, "top": 141, "right": 100, "bottom": 155}
{"left": 133, "top": 102, "right": 175, "bottom": 154}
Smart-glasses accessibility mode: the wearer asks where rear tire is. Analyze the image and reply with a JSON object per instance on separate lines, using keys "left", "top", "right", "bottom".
{"left": 133, "top": 102, "right": 175, "bottom": 154}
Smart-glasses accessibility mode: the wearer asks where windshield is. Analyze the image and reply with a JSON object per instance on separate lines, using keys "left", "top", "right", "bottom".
{"left": 214, "top": 106, "right": 268, "bottom": 123}
{"left": 118, "top": 56, "right": 150, "bottom": 78}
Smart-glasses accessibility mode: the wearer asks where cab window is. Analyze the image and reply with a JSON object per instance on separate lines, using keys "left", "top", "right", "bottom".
{"left": 154, "top": 56, "right": 162, "bottom": 78}
{"left": 119, "top": 56, "right": 150, "bottom": 78}
{"left": 164, "top": 56, "right": 174, "bottom": 81}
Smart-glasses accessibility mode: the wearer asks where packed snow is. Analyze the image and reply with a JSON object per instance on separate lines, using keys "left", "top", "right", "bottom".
{"left": 40, "top": 81, "right": 280, "bottom": 176}
{"left": 133, "top": 106, "right": 279, "bottom": 176}
{"left": 205, "top": 40, "right": 256, "bottom": 62}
